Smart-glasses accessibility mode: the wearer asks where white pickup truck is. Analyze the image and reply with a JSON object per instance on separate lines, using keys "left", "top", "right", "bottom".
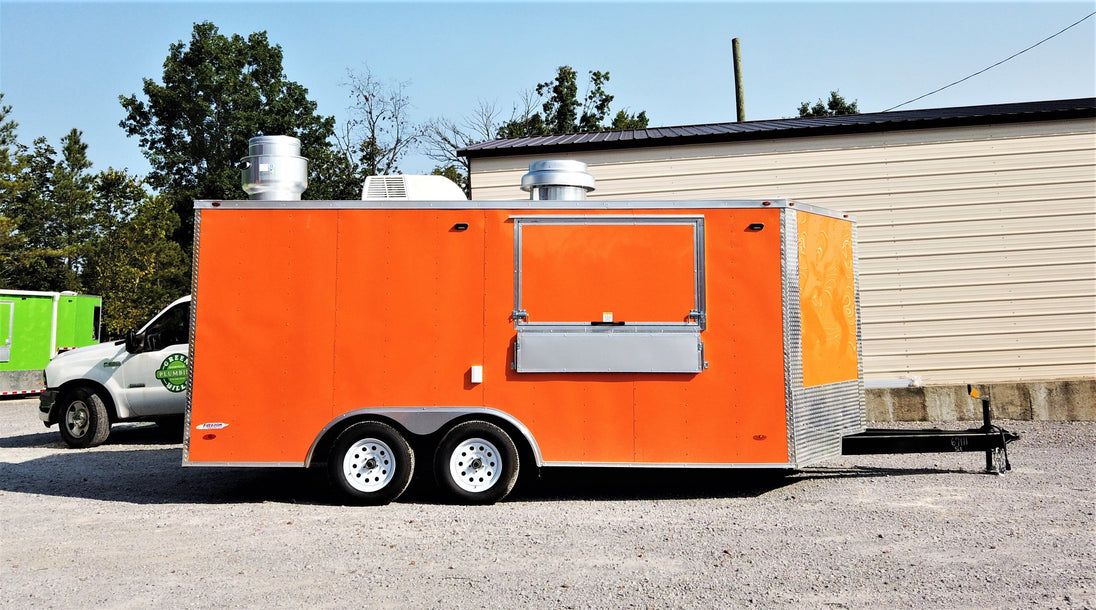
{"left": 38, "top": 296, "right": 190, "bottom": 447}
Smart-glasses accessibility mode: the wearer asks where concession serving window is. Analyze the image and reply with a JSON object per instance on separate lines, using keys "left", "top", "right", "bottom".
{"left": 511, "top": 215, "right": 706, "bottom": 373}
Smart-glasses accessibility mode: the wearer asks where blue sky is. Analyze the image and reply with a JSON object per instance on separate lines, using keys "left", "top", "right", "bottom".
{"left": 1, "top": 1, "right": 1094, "bottom": 178}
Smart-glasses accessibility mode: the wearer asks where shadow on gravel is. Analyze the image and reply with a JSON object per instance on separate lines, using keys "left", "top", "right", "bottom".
{"left": 0, "top": 444, "right": 332, "bottom": 505}
{"left": 505, "top": 468, "right": 797, "bottom": 503}
{"left": 0, "top": 435, "right": 978, "bottom": 506}
{"left": 0, "top": 422, "right": 183, "bottom": 449}
{"left": 1, "top": 438, "right": 804, "bottom": 505}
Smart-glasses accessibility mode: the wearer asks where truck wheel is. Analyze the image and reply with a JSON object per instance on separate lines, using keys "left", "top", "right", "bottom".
{"left": 435, "top": 421, "right": 519, "bottom": 504}
{"left": 58, "top": 387, "right": 111, "bottom": 448}
{"left": 328, "top": 422, "right": 414, "bottom": 505}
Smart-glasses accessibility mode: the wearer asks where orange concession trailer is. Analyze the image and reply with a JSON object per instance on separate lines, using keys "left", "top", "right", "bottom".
{"left": 185, "top": 148, "right": 863, "bottom": 505}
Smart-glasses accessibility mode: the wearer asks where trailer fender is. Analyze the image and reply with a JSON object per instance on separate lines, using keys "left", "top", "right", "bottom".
{"left": 304, "top": 407, "right": 543, "bottom": 468}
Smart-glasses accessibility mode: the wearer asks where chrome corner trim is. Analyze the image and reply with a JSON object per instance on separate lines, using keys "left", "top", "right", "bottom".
{"left": 183, "top": 211, "right": 201, "bottom": 457}
{"left": 781, "top": 208, "right": 802, "bottom": 465}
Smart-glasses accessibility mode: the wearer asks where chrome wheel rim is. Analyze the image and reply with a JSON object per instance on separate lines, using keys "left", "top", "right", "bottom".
{"left": 449, "top": 437, "right": 501, "bottom": 492}
{"left": 342, "top": 438, "right": 396, "bottom": 492}
{"left": 64, "top": 401, "right": 90, "bottom": 438}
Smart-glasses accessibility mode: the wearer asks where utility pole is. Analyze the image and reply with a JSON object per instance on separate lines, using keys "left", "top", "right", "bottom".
{"left": 732, "top": 38, "right": 745, "bottom": 122}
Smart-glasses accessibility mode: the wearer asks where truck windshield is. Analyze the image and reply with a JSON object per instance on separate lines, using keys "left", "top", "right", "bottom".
{"left": 143, "top": 302, "right": 190, "bottom": 351}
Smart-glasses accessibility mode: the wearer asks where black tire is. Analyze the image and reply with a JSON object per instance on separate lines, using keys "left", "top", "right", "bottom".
{"left": 58, "top": 386, "right": 111, "bottom": 448}
{"left": 327, "top": 421, "right": 414, "bottom": 505}
{"left": 434, "top": 420, "right": 519, "bottom": 505}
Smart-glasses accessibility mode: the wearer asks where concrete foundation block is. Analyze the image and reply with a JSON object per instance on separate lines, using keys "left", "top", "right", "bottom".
{"left": 865, "top": 378, "right": 1095, "bottom": 422}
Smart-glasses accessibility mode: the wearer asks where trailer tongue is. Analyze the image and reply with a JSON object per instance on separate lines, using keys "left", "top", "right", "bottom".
{"left": 842, "top": 386, "right": 1020, "bottom": 474}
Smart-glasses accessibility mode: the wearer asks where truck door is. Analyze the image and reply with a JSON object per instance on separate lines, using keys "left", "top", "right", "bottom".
{"left": 118, "top": 300, "right": 190, "bottom": 416}
{"left": 0, "top": 300, "right": 13, "bottom": 363}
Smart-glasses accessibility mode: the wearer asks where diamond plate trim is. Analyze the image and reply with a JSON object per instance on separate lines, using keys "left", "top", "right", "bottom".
{"left": 782, "top": 209, "right": 802, "bottom": 464}
{"left": 791, "top": 380, "right": 863, "bottom": 466}
{"left": 183, "top": 209, "right": 201, "bottom": 458}
{"left": 851, "top": 222, "right": 867, "bottom": 430}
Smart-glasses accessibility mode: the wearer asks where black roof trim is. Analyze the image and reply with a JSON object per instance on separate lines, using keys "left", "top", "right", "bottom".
{"left": 459, "top": 98, "right": 1096, "bottom": 159}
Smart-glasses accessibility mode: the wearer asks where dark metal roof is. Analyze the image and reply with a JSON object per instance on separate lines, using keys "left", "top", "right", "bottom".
{"left": 458, "top": 98, "right": 1096, "bottom": 159}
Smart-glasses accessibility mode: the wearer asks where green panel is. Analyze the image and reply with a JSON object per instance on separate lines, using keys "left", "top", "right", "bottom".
{"left": 0, "top": 295, "right": 55, "bottom": 371}
{"left": 0, "top": 301, "right": 12, "bottom": 362}
{"left": 0, "top": 293, "right": 102, "bottom": 372}
{"left": 66, "top": 295, "right": 102, "bottom": 345}
{"left": 56, "top": 297, "right": 77, "bottom": 350}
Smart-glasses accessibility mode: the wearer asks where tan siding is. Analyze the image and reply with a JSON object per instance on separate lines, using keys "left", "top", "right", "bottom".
{"left": 469, "top": 118, "right": 1096, "bottom": 384}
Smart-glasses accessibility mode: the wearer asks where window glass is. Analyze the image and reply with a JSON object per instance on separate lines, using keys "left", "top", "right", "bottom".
{"left": 144, "top": 302, "right": 190, "bottom": 351}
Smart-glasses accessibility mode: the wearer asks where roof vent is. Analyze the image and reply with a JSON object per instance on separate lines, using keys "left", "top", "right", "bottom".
{"left": 520, "top": 160, "right": 595, "bottom": 201}
{"left": 240, "top": 135, "right": 308, "bottom": 201}
{"left": 361, "top": 175, "right": 468, "bottom": 201}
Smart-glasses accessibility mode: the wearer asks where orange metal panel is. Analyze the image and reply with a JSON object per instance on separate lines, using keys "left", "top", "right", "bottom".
{"left": 331, "top": 210, "right": 486, "bottom": 408}
{"left": 798, "top": 211, "right": 858, "bottom": 387}
{"left": 632, "top": 209, "right": 787, "bottom": 464}
{"left": 521, "top": 223, "right": 695, "bottom": 322}
{"left": 189, "top": 209, "right": 339, "bottom": 463}
{"left": 482, "top": 210, "right": 638, "bottom": 462}
{"left": 484, "top": 208, "right": 788, "bottom": 465}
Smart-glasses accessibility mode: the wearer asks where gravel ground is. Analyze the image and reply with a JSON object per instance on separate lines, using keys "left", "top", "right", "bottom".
{"left": 1, "top": 397, "right": 1093, "bottom": 609}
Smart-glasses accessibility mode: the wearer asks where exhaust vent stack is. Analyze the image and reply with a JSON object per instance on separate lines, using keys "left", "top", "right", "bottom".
{"left": 520, "top": 160, "right": 595, "bottom": 201}
{"left": 241, "top": 135, "right": 308, "bottom": 201}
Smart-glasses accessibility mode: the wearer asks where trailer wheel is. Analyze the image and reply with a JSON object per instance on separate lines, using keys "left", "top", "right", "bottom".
{"left": 435, "top": 421, "right": 519, "bottom": 504}
{"left": 58, "top": 386, "right": 111, "bottom": 448}
{"left": 328, "top": 422, "right": 414, "bottom": 505}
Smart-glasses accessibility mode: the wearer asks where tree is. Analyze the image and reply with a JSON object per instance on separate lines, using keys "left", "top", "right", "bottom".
{"left": 430, "top": 164, "right": 468, "bottom": 196}
{"left": 49, "top": 129, "right": 96, "bottom": 280}
{"left": 0, "top": 115, "right": 81, "bottom": 291}
{"left": 798, "top": 91, "right": 860, "bottom": 118}
{"left": 81, "top": 171, "right": 187, "bottom": 336}
{"left": 0, "top": 96, "right": 28, "bottom": 288}
{"left": 338, "top": 66, "right": 419, "bottom": 179}
{"left": 496, "top": 66, "right": 649, "bottom": 138}
{"left": 119, "top": 21, "right": 341, "bottom": 250}
{"left": 421, "top": 100, "right": 500, "bottom": 198}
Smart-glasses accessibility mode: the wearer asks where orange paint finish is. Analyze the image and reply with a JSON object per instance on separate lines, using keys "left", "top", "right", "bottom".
{"left": 797, "top": 211, "right": 859, "bottom": 387}
{"left": 521, "top": 223, "right": 696, "bottom": 323}
{"left": 331, "top": 211, "right": 486, "bottom": 408}
{"left": 189, "top": 209, "right": 339, "bottom": 463}
{"left": 188, "top": 204, "right": 854, "bottom": 467}
{"left": 481, "top": 208, "right": 788, "bottom": 465}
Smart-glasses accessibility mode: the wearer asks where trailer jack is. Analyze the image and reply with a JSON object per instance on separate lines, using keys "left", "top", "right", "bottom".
{"left": 841, "top": 385, "right": 1020, "bottom": 474}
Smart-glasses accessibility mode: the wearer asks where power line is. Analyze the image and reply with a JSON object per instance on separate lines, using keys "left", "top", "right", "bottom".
{"left": 883, "top": 11, "right": 1096, "bottom": 112}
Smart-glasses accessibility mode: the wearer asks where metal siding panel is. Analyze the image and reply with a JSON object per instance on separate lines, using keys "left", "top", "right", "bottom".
{"left": 470, "top": 120, "right": 1095, "bottom": 384}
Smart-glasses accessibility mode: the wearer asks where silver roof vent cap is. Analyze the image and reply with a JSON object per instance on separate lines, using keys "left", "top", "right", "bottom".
{"left": 241, "top": 135, "right": 308, "bottom": 201}
{"left": 520, "top": 160, "right": 595, "bottom": 201}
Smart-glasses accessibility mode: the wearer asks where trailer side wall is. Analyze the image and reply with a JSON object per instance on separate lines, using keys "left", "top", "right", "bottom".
{"left": 188, "top": 204, "right": 854, "bottom": 467}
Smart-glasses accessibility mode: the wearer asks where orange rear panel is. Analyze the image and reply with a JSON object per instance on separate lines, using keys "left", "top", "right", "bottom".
{"left": 798, "top": 211, "right": 859, "bottom": 387}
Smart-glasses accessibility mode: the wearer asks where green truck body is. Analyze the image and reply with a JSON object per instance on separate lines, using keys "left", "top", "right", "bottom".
{"left": 0, "top": 290, "right": 102, "bottom": 395}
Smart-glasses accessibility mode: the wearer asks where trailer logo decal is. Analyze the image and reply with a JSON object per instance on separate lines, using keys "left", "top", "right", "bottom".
{"left": 196, "top": 422, "right": 228, "bottom": 430}
{"left": 155, "top": 353, "right": 188, "bottom": 392}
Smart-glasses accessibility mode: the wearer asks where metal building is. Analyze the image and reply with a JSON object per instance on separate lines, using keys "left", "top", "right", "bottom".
{"left": 460, "top": 98, "right": 1096, "bottom": 420}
